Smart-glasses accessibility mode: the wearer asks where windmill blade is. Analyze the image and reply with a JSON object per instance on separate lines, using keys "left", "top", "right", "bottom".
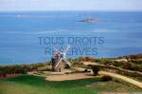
{"left": 55, "top": 58, "right": 63, "bottom": 69}
{"left": 63, "top": 59, "right": 71, "bottom": 67}
{"left": 62, "top": 45, "right": 70, "bottom": 58}
{"left": 63, "top": 45, "right": 70, "bottom": 54}
{"left": 53, "top": 47, "right": 62, "bottom": 53}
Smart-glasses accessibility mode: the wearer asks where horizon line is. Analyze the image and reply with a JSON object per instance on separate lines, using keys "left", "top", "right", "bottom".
{"left": 0, "top": 10, "right": 142, "bottom": 13}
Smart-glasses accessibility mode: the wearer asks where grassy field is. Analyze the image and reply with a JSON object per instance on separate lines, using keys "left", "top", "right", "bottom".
{"left": 0, "top": 75, "right": 142, "bottom": 94}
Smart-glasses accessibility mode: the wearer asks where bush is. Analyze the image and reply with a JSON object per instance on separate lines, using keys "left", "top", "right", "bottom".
{"left": 101, "top": 76, "right": 112, "bottom": 81}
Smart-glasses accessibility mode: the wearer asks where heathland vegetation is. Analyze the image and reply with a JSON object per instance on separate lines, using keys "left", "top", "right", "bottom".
{"left": 0, "top": 54, "right": 142, "bottom": 94}
{"left": 0, "top": 54, "right": 142, "bottom": 78}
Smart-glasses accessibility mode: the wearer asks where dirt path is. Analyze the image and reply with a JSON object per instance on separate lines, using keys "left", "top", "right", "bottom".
{"left": 83, "top": 62, "right": 142, "bottom": 76}
{"left": 46, "top": 71, "right": 142, "bottom": 89}
{"left": 83, "top": 62, "right": 142, "bottom": 89}
{"left": 99, "top": 71, "right": 142, "bottom": 89}
{"left": 46, "top": 73, "right": 95, "bottom": 81}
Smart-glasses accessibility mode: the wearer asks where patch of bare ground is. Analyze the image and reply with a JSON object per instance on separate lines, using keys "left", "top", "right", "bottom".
{"left": 46, "top": 72, "right": 96, "bottom": 81}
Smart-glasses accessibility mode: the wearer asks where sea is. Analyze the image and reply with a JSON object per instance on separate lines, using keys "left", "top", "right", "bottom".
{"left": 0, "top": 11, "right": 142, "bottom": 65}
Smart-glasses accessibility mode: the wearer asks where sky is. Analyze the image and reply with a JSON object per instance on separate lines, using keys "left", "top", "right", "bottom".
{"left": 0, "top": 0, "right": 142, "bottom": 11}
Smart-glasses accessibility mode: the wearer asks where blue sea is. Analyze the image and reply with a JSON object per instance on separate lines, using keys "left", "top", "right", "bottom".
{"left": 0, "top": 11, "right": 142, "bottom": 65}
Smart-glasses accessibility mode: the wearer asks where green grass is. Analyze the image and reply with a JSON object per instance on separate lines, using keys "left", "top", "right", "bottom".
{"left": 0, "top": 75, "right": 141, "bottom": 94}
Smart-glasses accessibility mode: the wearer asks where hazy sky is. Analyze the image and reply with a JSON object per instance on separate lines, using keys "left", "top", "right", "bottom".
{"left": 0, "top": 0, "right": 142, "bottom": 11}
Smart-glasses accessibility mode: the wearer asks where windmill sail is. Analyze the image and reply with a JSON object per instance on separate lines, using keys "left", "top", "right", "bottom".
{"left": 55, "top": 58, "right": 63, "bottom": 69}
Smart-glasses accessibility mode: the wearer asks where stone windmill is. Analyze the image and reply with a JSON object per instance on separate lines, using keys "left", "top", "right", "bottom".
{"left": 51, "top": 45, "right": 71, "bottom": 72}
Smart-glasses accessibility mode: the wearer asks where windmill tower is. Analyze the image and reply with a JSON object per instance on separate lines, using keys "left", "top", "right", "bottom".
{"left": 51, "top": 45, "right": 71, "bottom": 72}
